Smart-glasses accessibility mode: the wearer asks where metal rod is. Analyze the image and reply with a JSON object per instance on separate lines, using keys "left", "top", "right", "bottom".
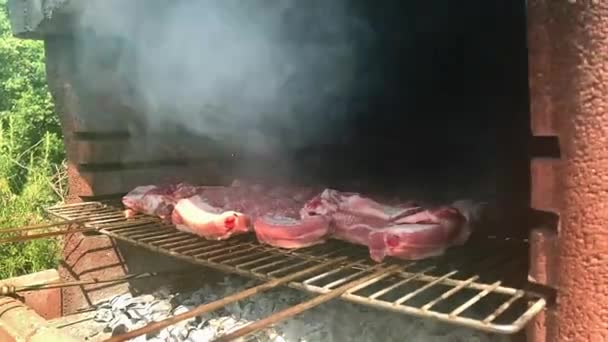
{"left": 213, "top": 265, "right": 401, "bottom": 342}
{"left": 421, "top": 275, "right": 480, "bottom": 310}
{"left": 0, "top": 227, "right": 96, "bottom": 244}
{"left": 449, "top": 281, "right": 502, "bottom": 317}
{"left": 483, "top": 291, "right": 525, "bottom": 324}
{"left": 303, "top": 259, "right": 365, "bottom": 285}
{"left": 393, "top": 270, "right": 459, "bottom": 305}
{"left": 369, "top": 266, "right": 435, "bottom": 299}
{"left": 0, "top": 218, "right": 86, "bottom": 234}
{"left": 104, "top": 257, "right": 348, "bottom": 342}
{"left": 0, "top": 270, "right": 193, "bottom": 296}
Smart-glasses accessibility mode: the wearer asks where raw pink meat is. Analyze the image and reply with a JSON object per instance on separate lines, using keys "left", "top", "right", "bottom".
{"left": 331, "top": 211, "right": 392, "bottom": 246}
{"left": 172, "top": 195, "right": 250, "bottom": 240}
{"left": 301, "top": 189, "right": 422, "bottom": 246}
{"left": 253, "top": 215, "right": 331, "bottom": 249}
{"left": 122, "top": 185, "right": 157, "bottom": 213}
{"left": 300, "top": 189, "right": 478, "bottom": 261}
{"left": 122, "top": 183, "right": 201, "bottom": 220}
{"left": 125, "top": 182, "right": 481, "bottom": 262}
{"left": 367, "top": 206, "right": 467, "bottom": 262}
{"left": 301, "top": 189, "right": 419, "bottom": 221}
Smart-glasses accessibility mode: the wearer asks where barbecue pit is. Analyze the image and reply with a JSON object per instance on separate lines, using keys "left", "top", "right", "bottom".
{"left": 3, "top": 0, "right": 608, "bottom": 341}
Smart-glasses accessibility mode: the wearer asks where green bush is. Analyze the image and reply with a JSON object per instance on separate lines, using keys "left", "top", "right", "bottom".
{"left": 0, "top": 1, "right": 66, "bottom": 279}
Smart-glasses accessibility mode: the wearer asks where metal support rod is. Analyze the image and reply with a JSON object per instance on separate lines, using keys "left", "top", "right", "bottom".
{"left": 0, "top": 226, "right": 96, "bottom": 244}
{"left": 213, "top": 265, "right": 401, "bottom": 342}
{"left": 0, "top": 218, "right": 86, "bottom": 234}
{"left": 104, "top": 257, "right": 348, "bottom": 342}
{"left": 0, "top": 270, "right": 195, "bottom": 296}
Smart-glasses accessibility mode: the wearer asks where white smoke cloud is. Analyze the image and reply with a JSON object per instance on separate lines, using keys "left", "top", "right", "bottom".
{"left": 73, "top": 0, "right": 373, "bottom": 155}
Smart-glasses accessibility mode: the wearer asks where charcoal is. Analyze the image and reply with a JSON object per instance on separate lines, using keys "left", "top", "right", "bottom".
{"left": 186, "top": 328, "right": 215, "bottom": 341}
{"left": 94, "top": 308, "right": 114, "bottom": 323}
{"left": 172, "top": 304, "right": 194, "bottom": 316}
{"left": 168, "top": 326, "right": 189, "bottom": 340}
{"left": 91, "top": 273, "right": 508, "bottom": 342}
{"left": 111, "top": 324, "right": 128, "bottom": 336}
{"left": 148, "top": 300, "right": 172, "bottom": 313}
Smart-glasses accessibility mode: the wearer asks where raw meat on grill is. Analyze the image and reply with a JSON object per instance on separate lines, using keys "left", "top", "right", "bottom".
{"left": 254, "top": 215, "right": 331, "bottom": 249}
{"left": 122, "top": 183, "right": 200, "bottom": 220}
{"left": 330, "top": 211, "right": 393, "bottom": 246}
{"left": 172, "top": 195, "right": 250, "bottom": 240}
{"left": 122, "top": 185, "right": 157, "bottom": 214}
{"left": 124, "top": 182, "right": 481, "bottom": 262}
{"left": 367, "top": 206, "right": 467, "bottom": 262}
{"left": 300, "top": 189, "right": 422, "bottom": 245}
{"left": 300, "top": 189, "right": 478, "bottom": 261}
{"left": 171, "top": 182, "right": 313, "bottom": 241}
{"left": 301, "top": 189, "right": 419, "bottom": 221}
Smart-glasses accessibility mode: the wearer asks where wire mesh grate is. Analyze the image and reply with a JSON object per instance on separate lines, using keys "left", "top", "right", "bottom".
{"left": 46, "top": 202, "right": 546, "bottom": 334}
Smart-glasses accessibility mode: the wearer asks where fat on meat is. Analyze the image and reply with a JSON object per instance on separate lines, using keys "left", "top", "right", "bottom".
{"left": 330, "top": 211, "right": 395, "bottom": 246}
{"left": 122, "top": 185, "right": 157, "bottom": 213}
{"left": 172, "top": 195, "right": 250, "bottom": 240}
{"left": 254, "top": 215, "right": 331, "bottom": 249}
{"left": 367, "top": 206, "right": 469, "bottom": 262}
{"left": 301, "top": 189, "right": 418, "bottom": 221}
{"left": 301, "top": 189, "right": 422, "bottom": 246}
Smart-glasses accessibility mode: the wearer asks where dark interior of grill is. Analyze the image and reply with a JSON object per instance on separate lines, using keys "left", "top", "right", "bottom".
{"left": 73, "top": 1, "right": 530, "bottom": 232}
{"left": 240, "top": 0, "right": 530, "bottom": 197}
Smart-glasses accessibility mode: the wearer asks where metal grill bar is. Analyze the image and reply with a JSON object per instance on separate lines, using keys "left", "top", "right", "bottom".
{"left": 483, "top": 291, "right": 525, "bottom": 324}
{"left": 45, "top": 202, "right": 548, "bottom": 335}
{"left": 393, "top": 270, "right": 459, "bottom": 305}
{"left": 421, "top": 275, "right": 480, "bottom": 310}
{"left": 214, "top": 265, "right": 401, "bottom": 342}
{"left": 449, "top": 281, "right": 503, "bottom": 317}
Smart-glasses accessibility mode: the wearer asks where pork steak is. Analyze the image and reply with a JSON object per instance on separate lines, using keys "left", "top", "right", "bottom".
{"left": 172, "top": 195, "right": 250, "bottom": 240}
{"left": 254, "top": 215, "right": 331, "bottom": 249}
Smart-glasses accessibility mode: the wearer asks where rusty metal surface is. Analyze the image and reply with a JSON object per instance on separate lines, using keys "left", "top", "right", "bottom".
{"left": 46, "top": 202, "right": 547, "bottom": 335}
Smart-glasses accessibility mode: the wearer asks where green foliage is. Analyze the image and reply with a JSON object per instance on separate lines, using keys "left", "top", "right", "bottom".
{"left": 0, "top": 0, "right": 66, "bottom": 279}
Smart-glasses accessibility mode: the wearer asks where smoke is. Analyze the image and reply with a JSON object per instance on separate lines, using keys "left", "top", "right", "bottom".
{"left": 73, "top": 0, "right": 373, "bottom": 155}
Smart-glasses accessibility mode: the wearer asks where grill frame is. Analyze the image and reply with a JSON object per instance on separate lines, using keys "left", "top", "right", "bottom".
{"left": 46, "top": 201, "right": 547, "bottom": 335}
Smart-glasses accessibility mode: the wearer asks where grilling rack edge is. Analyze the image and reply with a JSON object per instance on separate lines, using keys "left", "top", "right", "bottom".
{"left": 44, "top": 201, "right": 547, "bottom": 336}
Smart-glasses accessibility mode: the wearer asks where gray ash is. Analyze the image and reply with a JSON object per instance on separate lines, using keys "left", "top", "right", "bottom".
{"left": 92, "top": 275, "right": 509, "bottom": 342}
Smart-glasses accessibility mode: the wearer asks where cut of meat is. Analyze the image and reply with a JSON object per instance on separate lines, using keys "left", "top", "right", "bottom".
{"left": 301, "top": 189, "right": 420, "bottom": 221}
{"left": 122, "top": 183, "right": 201, "bottom": 220}
{"left": 330, "top": 211, "right": 390, "bottom": 246}
{"left": 368, "top": 224, "right": 456, "bottom": 262}
{"left": 301, "top": 189, "right": 423, "bottom": 247}
{"left": 367, "top": 206, "right": 467, "bottom": 262}
{"left": 253, "top": 215, "right": 331, "bottom": 249}
{"left": 301, "top": 189, "right": 476, "bottom": 262}
{"left": 124, "top": 181, "right": 482, "bottom": 262}
{"left": 122, "top": 185, "right": 157, "bottom": 213}
{"left": 172, "top": 195, "right": 250, "bottom": 240}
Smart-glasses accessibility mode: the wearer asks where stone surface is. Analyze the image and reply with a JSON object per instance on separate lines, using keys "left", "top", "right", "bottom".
{"left": 526, "top": 308, "right": 558, "bottom": 342}
{"left": 529, "top": 158, "right": 561, "bottom": 214}
{"left": 527, "top": 0, "right": 557, "bottom": 137}
{"left": 528, "top": 227, "right": 559, "bottom": 288}
{"left": 537, "top": 1, "right": 608, "bottom": 341}
{"left": 0, "top": 269, "right": 62, "bottom": 320}
{"left": 0, "top": 296, "right": 79, "bottom": 342}
{"left": 59, "top": 232, "right": 129, "bottom": 314}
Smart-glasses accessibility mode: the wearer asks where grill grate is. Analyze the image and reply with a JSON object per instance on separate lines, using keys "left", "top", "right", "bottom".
{"left": 46, "top": 202, "right": 546, "bottom": 335}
